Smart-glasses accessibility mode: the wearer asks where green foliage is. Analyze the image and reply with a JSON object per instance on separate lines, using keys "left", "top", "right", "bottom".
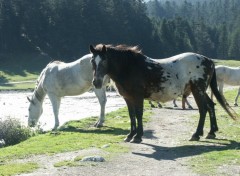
{"left": 0, "top": 117, "right": 33, "bottom": 146}
{"left": 0, "top": 0, "right": 159, "bottom": 60}
{"left": 0, "top": 0, "right": 239, "bottom": 62}
{"left": 147, "top": 0, "right": 240, "bottom": 59}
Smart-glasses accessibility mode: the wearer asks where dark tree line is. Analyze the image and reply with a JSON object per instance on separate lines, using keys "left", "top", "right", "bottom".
{"left": 0, "top": 0, "right": 239, "bottom": 62}
{"left": 0, "top": 0, "right": 160, "bottom": 61}
{"left": 147, "top": 0, "right": 240, "bottom": 59}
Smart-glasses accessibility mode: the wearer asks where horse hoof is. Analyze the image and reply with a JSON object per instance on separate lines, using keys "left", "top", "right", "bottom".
{"left": 189, "top": 106, "right": 193, "bottom": 109}
{"left": 130, "top": 138, "right": 142, "bottom": 143}
{"left": 206, "top": 133, "right": 216, "bottom": 139}
{"left": 189, "top": 136, "right": 200, "bottom": 141}
{"left": 94, "top": 123, "right": 103, "bottom": 128}
{"left": 124, "top": 137, "right": 132, "bottom": 142}
{"left": 234, "top": 103, "right": 238, "bottom": 106}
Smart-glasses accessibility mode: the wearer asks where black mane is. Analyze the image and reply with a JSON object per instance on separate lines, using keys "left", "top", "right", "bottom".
{"left": 95, "top": 44, "right": 142, "bottom": 55}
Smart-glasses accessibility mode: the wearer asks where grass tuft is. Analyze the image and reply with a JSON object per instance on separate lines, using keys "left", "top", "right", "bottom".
{"left": 0, "top": 117, "right": 33, "bottom": 146}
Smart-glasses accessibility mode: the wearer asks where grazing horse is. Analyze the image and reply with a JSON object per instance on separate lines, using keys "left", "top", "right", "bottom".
{"left": 90, "top": 44, "right": 237, "bottom": 143}
{"left": 27, "top": 54, "right": 109, "bottom": 130}
{"left": 211, "top": 65, "right": 240, "bottom": 106}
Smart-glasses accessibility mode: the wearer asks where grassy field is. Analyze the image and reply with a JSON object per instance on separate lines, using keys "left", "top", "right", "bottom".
{"left": 188, "top": 88, "right": 240, "bottom": 175}
{"left": 0, "top": 58, "right": 239, "bottom": 175}
{"left": 0, "top": 53, "right": 50, "bottom": 90}
{"left": 0, "top": 102, "right": 152, "bottom": 175}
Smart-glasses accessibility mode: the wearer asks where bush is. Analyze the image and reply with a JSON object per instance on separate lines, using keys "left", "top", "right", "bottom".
{"left": 0, "top": 117, "right": 32, "bottom": 146}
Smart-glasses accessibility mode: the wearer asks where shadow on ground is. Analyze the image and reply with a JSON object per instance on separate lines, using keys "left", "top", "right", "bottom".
{"left": 133, "top": 138, "right": 239, "bottom": 161}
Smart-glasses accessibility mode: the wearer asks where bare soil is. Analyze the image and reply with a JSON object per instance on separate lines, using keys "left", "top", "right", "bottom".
{"left": 18, "top": 94, "right": 240, "bottom": 176}
{"left": 19, "top": 98, "right": 200, "bottom": 176}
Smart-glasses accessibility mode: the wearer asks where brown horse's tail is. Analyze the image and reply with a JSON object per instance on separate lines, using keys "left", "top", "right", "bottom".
{"left": 210, "top": 68, "right": 238, "bottom": 120}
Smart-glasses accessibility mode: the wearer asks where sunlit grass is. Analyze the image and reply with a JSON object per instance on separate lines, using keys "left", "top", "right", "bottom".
{"left": 0, "top": 101, "right": 152, "bottom": 175}
{"left": 0, "top": 162, "right": 39, "bottom": 175}
{"left": 213, "top": 59, "right": 240, "bottom": 67}
{"left": 188, "top": 88, "right": 240, "bottom": 175}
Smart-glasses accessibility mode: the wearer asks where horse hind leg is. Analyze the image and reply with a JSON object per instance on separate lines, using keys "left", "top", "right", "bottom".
{"left": 48, "top": 93, "right": 61, "bottom": 130}
{"left": 173, "top": 99, "right": 178, "bottom": 107}
{"left": 190, "top": 85, "right": 208, "bottom": 141}
{"left": 149, "top": 101, "right": 156, "bottom": 108}
{"left": 234, "top": 87, "right": 240, "bottom": 106}
{"left": 205, "top": 95, "right": 218, "bottom": 139}
{"left": 93, "top": 87, "right": 107, "bottom": 127}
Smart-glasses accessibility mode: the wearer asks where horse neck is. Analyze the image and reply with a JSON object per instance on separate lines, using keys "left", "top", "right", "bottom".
{"left": 33, "top": 84, "right": 46, "bottom": 104}
{"left": 107, "top": 51, "right": 143, "bottom": 82}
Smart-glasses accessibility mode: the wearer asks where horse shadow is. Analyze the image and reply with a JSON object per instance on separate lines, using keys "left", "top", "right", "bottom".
{"left": 59, "top": 124, "right": 129, "bottom": 136}
{"left": 132, "top": 139, "right": 240, "bottom": 161}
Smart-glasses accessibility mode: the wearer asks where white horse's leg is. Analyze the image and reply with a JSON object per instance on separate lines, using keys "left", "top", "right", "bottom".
{"left": 173, "top": 99, "right": 178, "bottom": 107}
{"left": 234, "top": 87, "right": 240, "bottom": 106}
{"left": 48, "top": 93, "right": 61, "bottom": 130}
{"left": 93, "top": 87, "right": 107, "bottom": 127}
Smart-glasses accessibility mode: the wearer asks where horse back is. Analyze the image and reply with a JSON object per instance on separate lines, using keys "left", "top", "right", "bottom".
{"left": 216, "top": 65, "right": 240, "bottom": 85}
{"left": 41, "top": 54, "right": 94, "bottom": 96}
{"left": 145, "top": 53, "right": 214, "bottom": 102}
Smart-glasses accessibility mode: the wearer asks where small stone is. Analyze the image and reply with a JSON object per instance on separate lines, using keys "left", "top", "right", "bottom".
{"left": 101, "top": 144, "right": 110, "bottom": 148}
{"left": 81, "top": 156, "right": 105, "bottom": 162}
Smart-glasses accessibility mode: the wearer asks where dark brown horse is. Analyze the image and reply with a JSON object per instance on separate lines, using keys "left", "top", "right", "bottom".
{"left": 90, "top": 44, "right": 237, "bottom": 143}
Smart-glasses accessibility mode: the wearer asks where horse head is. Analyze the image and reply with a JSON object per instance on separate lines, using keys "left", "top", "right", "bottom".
{"left": 90, "top": 44, "right": 108, "bottom": 89}
{"left": 27, "top": 96, "right": 43, "bottom": 127}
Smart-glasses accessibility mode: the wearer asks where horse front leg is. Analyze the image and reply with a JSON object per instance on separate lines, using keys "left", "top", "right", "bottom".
{"left": 124, "top": 99, "right": 137, "bottom": 142}
{"left": 130, "top": 99, "right": 144, "bottom": 143}
{"left": 93, "top": 87, "right": 107, "bottom": 127}
{"left": 48, "top": 93, "right": 61, "bottom": 130}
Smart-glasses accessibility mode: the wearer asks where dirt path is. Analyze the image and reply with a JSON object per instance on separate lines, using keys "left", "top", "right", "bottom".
{"left": 20, "top": 98, "right": 203, "bottom": 176}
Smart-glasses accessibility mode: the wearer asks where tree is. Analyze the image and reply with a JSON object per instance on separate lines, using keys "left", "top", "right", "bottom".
{"left": 228, "top": 27, "right": 240, "bottom": 59}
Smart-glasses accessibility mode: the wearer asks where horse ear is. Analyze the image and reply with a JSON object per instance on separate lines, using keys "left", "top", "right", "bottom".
{"left": 102, "top": 45, "right": 107, "bottom": 53}
{"left": 89, "top": 45, "right": 95, "bottom": 53}
{"left": 27, "top": 96, "right": 31, "bottom": 102}
{"left": 27, "top": 96, "right": 35, "bottom": 105}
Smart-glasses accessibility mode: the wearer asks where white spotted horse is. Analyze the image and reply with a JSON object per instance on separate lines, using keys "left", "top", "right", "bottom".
{"left": 90, "top": 44, "right": 237, "bottom": 143}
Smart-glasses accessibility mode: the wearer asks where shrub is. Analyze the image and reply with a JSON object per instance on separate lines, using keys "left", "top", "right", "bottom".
{"left": 0, "top": 117, "right": 32, "bottom": 146}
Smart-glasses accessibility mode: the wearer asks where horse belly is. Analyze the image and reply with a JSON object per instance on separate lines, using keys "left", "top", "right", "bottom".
{"left": 62, "top": 85, "right": 92, "bottom": 96}
{"left": 148, "top": 88, "right": 181, "bottom": 103}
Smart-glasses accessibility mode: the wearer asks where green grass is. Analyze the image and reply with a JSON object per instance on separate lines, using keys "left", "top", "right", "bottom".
{"left": 0, "top": 162, "right": 39, "bottom": 175}
{"left": 0, "top": 81, "right": 35, "bottom": 90}
{"left": 0, "top": 52, "right": 50, "bottom": 90}
{"left": 188, "top": 88, "right": 240, "bottom": 175}
{"left": 213, "top": 59, "right": 240, "bottom": 67}
{"left": 0, "top": 102, "right": 152, "bottom": 175}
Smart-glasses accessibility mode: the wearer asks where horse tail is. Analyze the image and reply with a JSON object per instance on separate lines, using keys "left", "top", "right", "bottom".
{"left": 210, "top": 68, "right": 238, "bottom": 120}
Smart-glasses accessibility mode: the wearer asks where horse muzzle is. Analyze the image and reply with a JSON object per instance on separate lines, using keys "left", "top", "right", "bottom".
{"left": 28, "top": 121, "right": 36, "bottom": 127}
{"left": 92, "top": 78, "right": 103, "bottom": 89}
